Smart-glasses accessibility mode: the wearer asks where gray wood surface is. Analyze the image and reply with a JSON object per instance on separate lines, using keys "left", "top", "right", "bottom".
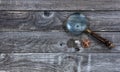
{"left": 0, "top": 32, "right": 119, "bottom": 53}
{"left": 0, "top": 11, "right": 120, "bottom": 31}
{"left": 0, "top": 53, "right": 120, "bottom": 72}
{"left": 0, "top": 0, "right": 120, "bottom": 71}
{"left": 0, "top": 53, "right": 79, "bottom": 72}
{"left": 80, "top": 53, "right": 120, "bottom": 72}
{"left": 0, "top": 0, "right": 120, "bottom": 10}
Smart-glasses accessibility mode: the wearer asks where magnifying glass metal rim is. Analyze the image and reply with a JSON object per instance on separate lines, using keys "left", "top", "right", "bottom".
{"left": 65, "top": 13, "right": 90, "bottom": 35}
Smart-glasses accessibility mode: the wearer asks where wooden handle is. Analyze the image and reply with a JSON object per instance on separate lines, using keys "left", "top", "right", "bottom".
{"left": 86, "top": 29, "right": 115, "bottom": 48}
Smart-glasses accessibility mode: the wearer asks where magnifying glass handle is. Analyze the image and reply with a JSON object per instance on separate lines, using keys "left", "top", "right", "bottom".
{"left": 86, "top": 29, "right": 115, "bottom": 48}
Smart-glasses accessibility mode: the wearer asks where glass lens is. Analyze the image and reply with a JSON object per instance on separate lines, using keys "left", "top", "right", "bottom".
{"left": 66, "top": 13, "right": 88, "bottom": 35}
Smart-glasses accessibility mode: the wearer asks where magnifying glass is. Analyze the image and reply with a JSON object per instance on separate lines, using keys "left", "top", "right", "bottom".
{"left": 65, "top": 13, "right": 114, "bottom": 48}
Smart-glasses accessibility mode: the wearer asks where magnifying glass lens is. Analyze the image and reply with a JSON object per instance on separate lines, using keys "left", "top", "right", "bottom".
{"left": 66, "top": 13, "right": 88, "bottom": 35}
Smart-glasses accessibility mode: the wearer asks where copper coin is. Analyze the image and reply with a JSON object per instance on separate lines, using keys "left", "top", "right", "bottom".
{"left": 81, "top": 39, "right": 91, "bottom": 48}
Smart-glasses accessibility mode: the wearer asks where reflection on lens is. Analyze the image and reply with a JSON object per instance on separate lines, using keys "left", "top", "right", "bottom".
{"left": 66, "top": 13, "right": 88, "bottom": 35}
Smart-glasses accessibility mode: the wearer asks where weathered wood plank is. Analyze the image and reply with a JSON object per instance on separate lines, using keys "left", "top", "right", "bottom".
{"left": 83, "top": 53, "right": 120, "bottom": 72}
{"left": 0, "top": 11, "right": 120, "bottom": 31}
{"left": 0, "top": 53, "right": 79, "bottom": 72}
{"left": 0, "top": 32, "right": 71, "bottom": 53}
{"left": 0, "top": 11, "right": 70, "bottom": 31}
{"left": 0, "top": 0, "right": 120, "bottom": 10}
{"left": 0, "top": 32, "right": 119, "bottom": 53}
{"left": 0, "top": 53, "right": 120, "bottom": 72}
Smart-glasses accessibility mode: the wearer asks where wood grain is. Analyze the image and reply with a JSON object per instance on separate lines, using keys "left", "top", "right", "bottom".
{"left": 0, "top": 32, "right": 119, "bottom": 53}
{"left": 0, "top": 11, "right": 120, "bottom": 31}
{"left": 0, "top": 11, "right": 71, "bottom": 31}
{"left": 0, "top": 0, "right": 120, "bottom": 10}
{"left": 86, "top": 53, "right": 120, "bottom": 72}
{"left": 0, "top": 32, "right": 71, "bottom": 53}
{"left": 0, "top": 53, "right": 79, "bottom": 72}
{"left": 0, "top": 53, "right": 120, "bottom": 72}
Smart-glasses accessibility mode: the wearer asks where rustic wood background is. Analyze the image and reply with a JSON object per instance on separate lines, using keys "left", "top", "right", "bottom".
{"left": 0, "top": 0, "right": 120, "bottom": 72}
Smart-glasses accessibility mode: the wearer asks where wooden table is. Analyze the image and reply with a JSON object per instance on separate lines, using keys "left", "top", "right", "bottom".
{"left": 0, "top": 0, "right": 120, "bottom": 72}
